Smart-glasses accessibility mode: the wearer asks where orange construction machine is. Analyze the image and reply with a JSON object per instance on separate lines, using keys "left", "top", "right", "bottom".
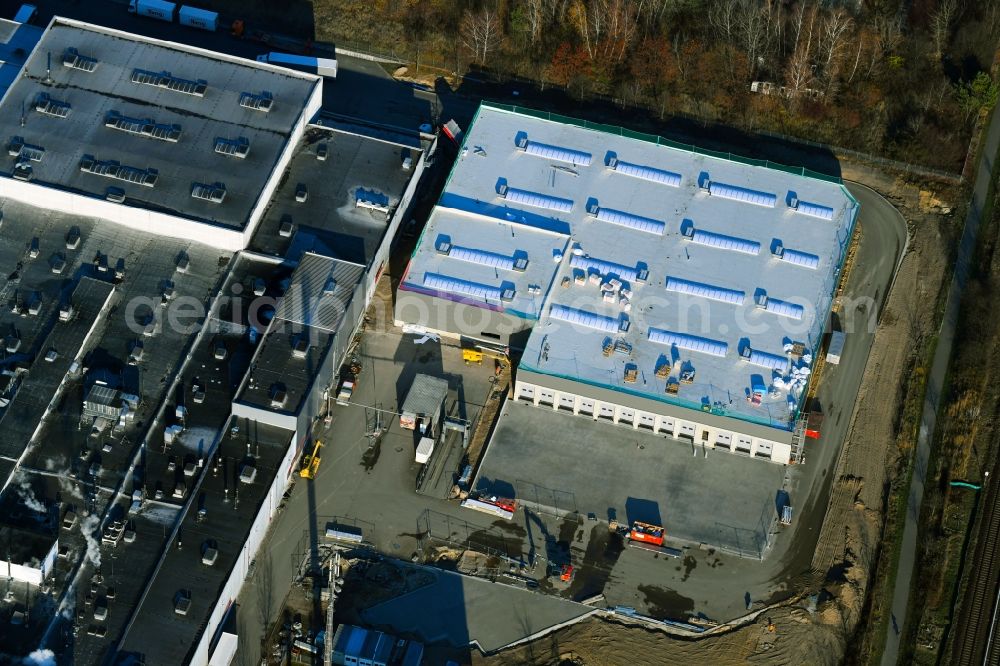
{"left": 629, "top": 521, "right": 665, "bottom": 547}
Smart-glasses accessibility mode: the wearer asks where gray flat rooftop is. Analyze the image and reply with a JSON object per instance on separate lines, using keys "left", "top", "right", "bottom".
{"left": 0, "top": 277, "right": 115, "bottom": 461}
{"left": 237, "top": 253, "right": 364, "bottom": 414}
{"left": 117, "top": 423, "right": 293, "bottom": 665}
{"left": 362, "top": 567, "right": 593, "bottom": 652}
{"left": 250, "top": 126, "right": 423, "bottom": 261}
{"left": 411, "top": 103, "right": 859, "bottom": 431}
{"left": 475, "top": 400, "right": 786, "bottom": 557}
{"left": 0, "top": 18, "right": 319, "bottom": 230}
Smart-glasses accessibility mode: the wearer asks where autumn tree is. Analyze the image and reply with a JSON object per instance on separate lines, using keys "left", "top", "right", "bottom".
{"left": 460, "top": 5, "right": 503, "bottom": 65}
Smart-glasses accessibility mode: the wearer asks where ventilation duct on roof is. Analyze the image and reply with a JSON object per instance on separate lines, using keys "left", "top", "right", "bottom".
{"left": 708, "top": 182, "right": 777, "bottom": 207}
{"left": 191, "top": 182, "right": 226, "bottom": 203}
{"left": 793, "top": 199, "right": 834, "bottom": 220}
{"left": 549, "top": 304, "right": 619, "bottom": 333}
{"left": 423, "top": 272, "right": 514, "bottom": 303}
{"left": 62, "top": 48, "right": 98, "bottom": 72}
{"left": 665, "top": 277, "right": 745, "bottom": 305}
{"left": 80, "top": 155, "right": 158, "bottom": 186}
{"left": 515, "top": 133, "right": 592, "bottom": 166}
{"left": 569, "top": 255, "right": 642, "bottom": 283}
{"left": 239, "top": 91, "right": 274, "bottom": 112}
{"left": 35, "top": 93, "right": 70, "bottom": 118}
{"left": 742, "top": 347, "right": 789, "bottom": 371}
{"left": 754, "top": 291, "right": 804, "bottom": 320}
{"left": 687, "top": 228, "right": 760, "bottom": 255}
{"left": 648, "top": 328, "right": 729, "bottom": 357}
{"left": 499, "top": 184, "right": 573, "bottom": 213}
{"left": 131, "top": 69, "right": 207, "bottom": 96}
{"left": 594, "top": 206, "right": 666, "bottom": 235}
{"left": 771, "top": 242, "right": 820, "bottom": 269}
{"left": 605, "top": 154, "right": 682, "bottom": 187}
{"left": 214, "top": 137, "right": 250, "bottom": 158}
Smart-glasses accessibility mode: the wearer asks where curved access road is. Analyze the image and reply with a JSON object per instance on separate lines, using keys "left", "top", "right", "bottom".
{"left": 883, "top": 103, "right": 1000, "bottom": 665}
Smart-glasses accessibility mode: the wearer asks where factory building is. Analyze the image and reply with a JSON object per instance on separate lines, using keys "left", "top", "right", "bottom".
{"left": 397, "top": 103, "right": 859, "bottom": 463}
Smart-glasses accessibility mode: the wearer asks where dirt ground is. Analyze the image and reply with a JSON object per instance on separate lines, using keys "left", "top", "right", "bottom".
{"left": 473, "top": 169, "right": 957, "bottom": 666}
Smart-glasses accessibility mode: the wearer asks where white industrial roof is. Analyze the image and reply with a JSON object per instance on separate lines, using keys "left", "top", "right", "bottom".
{"left": 410, "top": 104, "right": 858, "bottom": 431}
{"left": 401, "top": 206, "right": 568, "bottom": 320}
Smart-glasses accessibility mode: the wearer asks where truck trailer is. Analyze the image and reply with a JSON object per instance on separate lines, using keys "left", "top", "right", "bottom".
{"left": 178, "top": 5, "right": 218, "bottom": 31}
{"left": 256, "top": 52, "right": 338, "bottom": 78}
{"left": 826, "top": 330, "right": 846, "bottom": 365}
{"left": 128, "top": 0, "right": 176, "bottom": 21}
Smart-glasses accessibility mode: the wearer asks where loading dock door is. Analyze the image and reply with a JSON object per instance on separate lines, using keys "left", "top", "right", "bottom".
{"left": 558, "top": 394, "right": 576, "bottom": 411}
{"left": 637, "top": 413, "right": 655, "bottom": 429}
{"left": 518, "top": 384, "right": 535, "bottom": 401}
{"left": 677, "top": 422, "right": 696, "bottom": 440}
{"left": 538, "top": 388, "right": 555, "bottom": 406}
{"left": 598, "top": 404, "right": 615, "bottom": 420}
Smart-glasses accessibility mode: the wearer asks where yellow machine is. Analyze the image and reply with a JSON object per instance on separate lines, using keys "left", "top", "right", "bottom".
{"left": 299, "top": 440, "right": 324, "bottom": 479}
{"left": 462, "top": 349, "right": 484, "bottom": 365}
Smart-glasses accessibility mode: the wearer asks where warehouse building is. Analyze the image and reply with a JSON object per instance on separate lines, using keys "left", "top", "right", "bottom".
{"left": 0, "top": 17, "right": 322, "bottom": 251}
{"left": 397, "top": 103, "right": 859, "bottom": 463}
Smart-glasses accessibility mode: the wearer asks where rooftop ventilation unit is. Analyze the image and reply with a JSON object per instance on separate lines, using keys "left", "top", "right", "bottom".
{"left": 665, "top": 277, "right": 745, "bottom": 305}
{"left": 239, "top": 91, "right": 273, "bottom": 112}
{"left": 79, "top": 156, "right": 158, "bottom": 187}
{"left": 791, "top": 199, "right": 835, "bottom": 220}
{"left": 434, "top": 236, "right": 452, "bottom": 254}
{"left": 772, "top": 243, "right": 820, "bottom": 270}
{"left": 191, "top": 182, "right": 226, "bottom": 203}
{"left": 269, "top": 383, "right": 288, "bottom": 408}
{"left": 105, "top": 111, "right": 181, "bottom": 142}
{"left": 214, "top": 136, "right": 250, "bottom": 158}
{"left": 35, "top": 93, "right": 70, "bottom": 118}
{"left": 499, "top": 184, "right": 573, "bottom": 213}
{"left": 742, "top": 347, "right": 789, "bottom": 371}
{"left": 515, "top": 135, "right": 593, "bottom": 166}
{"left": 355, "top": 189, "right": 391, "bottom": 215}
{"left": 62, "top": 48, "right": 98, "bottom": 72}
{"left": 292, "top": 335, "right": 309, "bottom": 358}
{"left": 648, "top": 328, "right": 729, "bottom": 357}
{"left": 688, "top": 229, "right": 760, "bottom": 255}
{"left": 7, "top": 137, "right": 44, "bottom": 162}
{"left": 423, "top": 272, "right": 514, "bottom": 303}
{"left": 707, "top": 182, "right": 777, "bottom": 207}
{"left": 606, "top": 156, "right": 682, "bottom": 187}
{"left": 131, "top": 69, "right": 207, "bottom": 96}
{"left": 323, "top": 276, "right": 337, "bottom": 294}
{"left": 549, "top": 304, "right": 619, "bottom": 333}
{"left": 448, "top": 245, "right": 528, "bottom": 272}
{"left": 569, "top": 255, "right": 641, "bottom": 283}
{"left": 594, "top": 207, "right": 666, "bottom": 235}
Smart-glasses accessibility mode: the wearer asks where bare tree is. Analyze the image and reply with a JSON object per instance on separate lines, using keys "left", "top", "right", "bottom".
{"left": 460, "top": 6, "right": 503, "bottom": 65}
{"left": 929, "top": 0, "right": 957, "bottom": 63}
{"left": 818, "top": 8, "right": 854, "bottom": 94}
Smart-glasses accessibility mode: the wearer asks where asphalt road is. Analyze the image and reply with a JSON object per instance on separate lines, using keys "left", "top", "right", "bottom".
{"left": 883, "top": 104, "right": 1000, "bottom": 665}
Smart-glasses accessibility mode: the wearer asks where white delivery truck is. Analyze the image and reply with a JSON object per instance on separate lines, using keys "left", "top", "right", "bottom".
{"left": 826, "top": 330, "right": 846, "bottom": 365}
{"left": 178, "top": 5, "right": 218, "bottom": 31}
{"left": 128, "top": 0, "right": 176, "bottom": 22}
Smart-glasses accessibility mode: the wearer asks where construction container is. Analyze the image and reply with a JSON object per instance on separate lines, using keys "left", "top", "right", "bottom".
{"left": 399, "top": 374, "right": 449, "bottom": 433}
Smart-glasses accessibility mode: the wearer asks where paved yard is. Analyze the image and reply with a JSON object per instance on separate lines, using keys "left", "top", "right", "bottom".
{"left": 476, "top": 400, "right": 787, "bottom": 557}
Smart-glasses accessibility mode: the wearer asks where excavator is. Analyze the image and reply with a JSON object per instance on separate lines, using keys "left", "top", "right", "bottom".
{"left": 299, "top": 440, "right": 323, "bottom": 479}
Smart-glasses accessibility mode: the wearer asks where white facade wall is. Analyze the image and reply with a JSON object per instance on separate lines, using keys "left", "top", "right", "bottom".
{"left": 0, "top": 176, "right": 247, "bottom": 251}
{"left": 514, "top": 379, "right": 792, "bottom": 464}
{"left": 191, "top": 431, "right": 299, "bottom": 666}
{"left": 0, "top": 539, "right": 57, "bottom": 586}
